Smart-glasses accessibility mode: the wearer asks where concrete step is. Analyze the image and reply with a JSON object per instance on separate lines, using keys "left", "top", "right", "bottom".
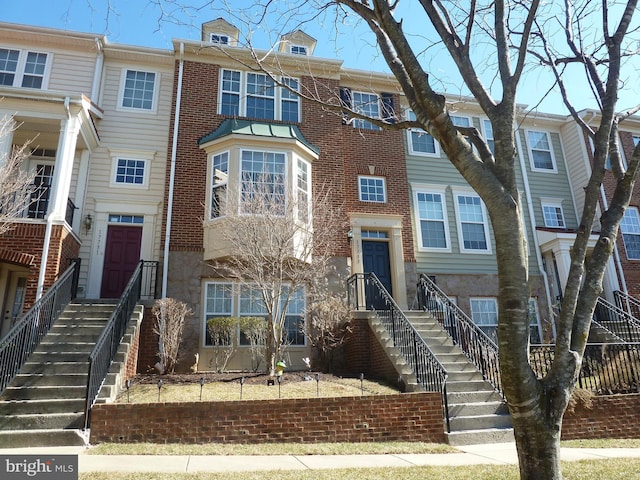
{"left": 38, "top": 341, "right": 99, "bottom": 353}
{"left": 446, "top": 370, "right": 485, "bottom": 382}
{"left": 0, "top": 412, "right": 84, "bottom": 430}
{"left": 39, "top": 332, "right": 104, "bottom": 343}
{"left": 2, "top": 385, "right": 86, "bottom": 401}
{"left": 447, "top": 390, "right": 507, "bottom": 404}
{"left": 20, "top": 361, "right": 89, "bottom": 375}
{"left": 448, "top": 401, "right": 509, "bottom": 417}
{"left": 11, "top": 373, "right": 88, "bottom": 387}
{"left": 449, "top": 413, "right": 512, "bottom": 431}
{"left": 0, "top": 429, "right": 87, "bottom": 448}
{"left": 446, "top": 427, "right": 514, "bottom": 446}
{"left": 28, "top": 352, "right": 92, "bottom": 363}
{"left": 0, "top": 398, "right": 86, "bottom": 415}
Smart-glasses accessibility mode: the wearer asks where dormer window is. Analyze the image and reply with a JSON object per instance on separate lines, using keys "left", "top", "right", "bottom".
{"left": 210, "top": 33, "right": 230, "bottom": 45}
{"left": 290, "top": 45, "right": 307, "bottom": 56}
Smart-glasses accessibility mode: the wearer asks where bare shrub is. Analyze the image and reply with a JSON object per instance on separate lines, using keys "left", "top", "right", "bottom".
{"left": 152, "top": 298, "right": 192, "bottom": 374}
{"left": 304, "top": 294, "right": 352, "bottom": 373}
{"left": 240, "top": 316, "right": 267, "bottom": 372}
{"left": 206, "top": 316, "right": 238, "bottom": 373}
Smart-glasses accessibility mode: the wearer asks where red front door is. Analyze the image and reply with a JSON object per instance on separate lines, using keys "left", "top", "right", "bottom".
{"left": 100, "top": 225, "right": 143, "bottom": 298}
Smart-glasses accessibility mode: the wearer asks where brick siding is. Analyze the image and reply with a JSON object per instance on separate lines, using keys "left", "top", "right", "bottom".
{"left": 90, "top": 392, "right": 445, "bottom": 444}
{"left": 562, "top": 393, "right": 640, "bottom": 440}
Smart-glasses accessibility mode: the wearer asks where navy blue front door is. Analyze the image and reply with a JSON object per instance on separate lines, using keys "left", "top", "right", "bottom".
{"left": 362, "top": 240, "right": 392, "bottom": 309}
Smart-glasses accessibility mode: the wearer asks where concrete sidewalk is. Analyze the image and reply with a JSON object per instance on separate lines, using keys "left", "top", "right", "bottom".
{"left": 2, "top": 443, "right": 640, "bottom": 473}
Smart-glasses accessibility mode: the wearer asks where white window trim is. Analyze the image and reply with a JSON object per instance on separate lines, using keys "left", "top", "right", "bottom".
{"left": 481, "top": 118, "right": 495, "bottom": 154}
{"left": 108, "top": 149, "right": 154, "bottom": 189}
{"left": 470, "top": 297, "right": 498, "bottom": 326}
{"left": 218, "top": 69, "right": 301, "bottom": 122}
{"left": 290, "top": 44, "right": 308, "bottom": 55}
{"left": 452, "top": 187, "right": 492, "bottom": 254}
{"left": 0, "top": 48, "right": 52, "bottom": 90}
{"left": 117, "top": 68, "right": 160, "bottom": 114}
{"left": 412, "top": 184, "right": 451, "bottom": 252}
{"left": 526, "top": 129, "right": 558, "bottom": 173}
{"left": 202, "top": 281, "right": 235, "bottom": 348}
{"left": 351, "top": 90, "right": 381, "bottom": 130}
{"left": 405, "top": 109, "right": 440, "bottom": 157}
{"left": 358, "top": 175, "right": 387, "bottom": 203}
{"left": 621, "top": 207, "right": 640, "bottom": 260}
{"left": 294, "top": 156, "right": 312, "bottom": 223}
{"left": 540, "top": 197, "right": 566, "bottom": 228}
{"left": 210, "top": 33, "right": 230, "bottom": 44}
{"left": 209, "top": 150, "right": 230, "bottom": 220}
{"left": 238, "top": 148, "right": 289, "bottom": 215}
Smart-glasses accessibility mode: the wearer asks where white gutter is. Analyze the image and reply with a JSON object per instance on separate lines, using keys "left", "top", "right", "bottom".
{"left": 36, "top": 97, "right": 71, "bottom": 299}
{"left": 162, "top": 42, "right": 184, "bottom": 299}
{"left": 515, "top": 129, "right": 556, "bottom": 338}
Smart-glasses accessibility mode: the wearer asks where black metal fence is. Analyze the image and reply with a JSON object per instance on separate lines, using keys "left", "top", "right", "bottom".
{"left": 0, "top": 259, "right": 80, "bottom": 395}
{"left": 347, "top": 272, "right": 451, "bottom": 431}
{"left": 530, "top": 343, "right": 640, "bottom": 394}
{"left": 84, "top": 260, "right": 157, "bottom": 429}
{"left": 416, "top": 273, "right": 503, "bottom": 397}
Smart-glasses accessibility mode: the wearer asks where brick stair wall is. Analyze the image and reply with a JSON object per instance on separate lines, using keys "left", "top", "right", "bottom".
{"left": 562, "top": 393, "right": 640, "bottom": 440}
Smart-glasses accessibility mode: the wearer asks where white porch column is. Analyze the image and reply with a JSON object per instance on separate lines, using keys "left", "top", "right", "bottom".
{"left": 0, "top": 114, "right": 15, "bottom": 165}
{"left": 551, "top": 244, "right": 573, "bottom": 292}
{"left": 47, "top": 115, "right": 80, "bottom": 222}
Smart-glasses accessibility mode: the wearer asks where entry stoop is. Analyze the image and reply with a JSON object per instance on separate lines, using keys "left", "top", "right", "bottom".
{"left": 0, "top": 302, "right": 142, "bottom": 448}
{"left": 370, "top": 310, "right": 513, "bottom": 445}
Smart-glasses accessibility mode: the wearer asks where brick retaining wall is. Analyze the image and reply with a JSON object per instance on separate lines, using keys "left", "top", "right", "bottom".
{"left": 562, "top": 393, "right": 640, "bottom": 440}
{"left": 90, "top": 392, "right": 445, "bottom": 444}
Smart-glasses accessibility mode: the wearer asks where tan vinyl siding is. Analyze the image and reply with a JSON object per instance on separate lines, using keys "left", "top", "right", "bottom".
{"left": 559, "top": 121, "right": 592, "bottom": 226}
{"left": 405, "top": 122, "right": 498, "bottom": 276}
{"left": 48, "top": 52, "right": 95, "bottom": 94}
{"left": 519, "top": 129, "right": 578, "bottom": 230}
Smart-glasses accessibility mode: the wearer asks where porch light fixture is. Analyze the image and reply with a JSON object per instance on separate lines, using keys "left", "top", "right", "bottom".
{"left": 347, "top": 229, "right": 354, "bottom": 241}
{"left": 83, "top": 214, "right": 93, "bottom": 232}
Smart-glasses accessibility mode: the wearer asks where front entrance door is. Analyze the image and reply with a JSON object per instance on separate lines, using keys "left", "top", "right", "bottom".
{"left": 1, "top": 271, "right": 27, "bottom": 336}
{"left": 362, "top": 240, "right": 392, "bottom": 309}
{"left": 100, "top": 225, "right": 142, "bottom": 298}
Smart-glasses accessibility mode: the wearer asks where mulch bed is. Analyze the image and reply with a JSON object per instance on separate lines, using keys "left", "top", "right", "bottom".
{"left": 129, "top": 371, "right": 340, "bottom": 386}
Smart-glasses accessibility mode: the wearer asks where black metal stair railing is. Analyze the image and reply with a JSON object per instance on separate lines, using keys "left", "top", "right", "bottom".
{"left": 0, "top": 259, "right": 80, "bottom": 395}
{"left": 84, "top": 260, "right": 158, "bottom": 429}
{"left": 614, "top": 290, "right": 640, "bottom": 320}
{"left": 347, "top": 272, "right": 451, "bottom": 432}
{"left": 594, "top": 297, "right": 640, "bottom": 343}
{"left": 416, "top": 273, "right": 503, "bottom": 397}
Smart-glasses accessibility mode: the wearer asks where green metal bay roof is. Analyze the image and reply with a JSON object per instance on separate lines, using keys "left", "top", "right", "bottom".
{"left": 199, "top": 119, "right": 320, "bottom": 155}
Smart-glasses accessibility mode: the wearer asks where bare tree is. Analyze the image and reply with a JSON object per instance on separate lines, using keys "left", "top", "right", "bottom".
{"left": 0, "top": 118, "right": 35, "bottom": 235}
{"left": 153, "top": 297, "right": 193, "bottom": 374}
{"left": 170, "top": 1, "right": 638, "bottom": 478}
{"left": 211, "top": 177, "right": 346, "bottom": 376}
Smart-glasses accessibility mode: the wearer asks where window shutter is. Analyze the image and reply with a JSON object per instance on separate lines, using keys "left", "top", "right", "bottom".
{"left": 381, "top": 92, "right": 396, "bottom": 124}
{"left": 339, "top": 87, "right": 352, "bottom": 124}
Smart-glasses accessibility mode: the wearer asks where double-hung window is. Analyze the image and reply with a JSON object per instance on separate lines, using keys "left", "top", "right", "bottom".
{"left": 211, "top": 152, "right": 229, "bottom": 219}
{"left": 219, "top": 70, "right": 300, "bottom": 122}
{"left": 482, "top": 119, "right": 495, "bottom": 155}
{"left": 454, "top": 190, "right": 491, "bottom": 253}
{"left": 414, "top": 188, "right": 450, "bottom": 250}
{"left": 115, "top": 159, "right": 145, "bottom": 185}
{"left": 407, "top": 110, "right": 439, "bottom": 156}
{"left": 240, "top": 150, "right": 286, "bottom": 213}
{"left": 121, "top": 69, "right": 157, "bottom": 111}
{"left": 0, "top": 48, "right": 49, "bottom": 89}
{"left": 352, "top": 91, "right": 380, "bottom": 130}
{"left": 541, "top": 199, "right": 565, "bottom": 228}
{"left": 470, "top": 298, "right": 498, "bottom": 342}
{"left": 527, "top": 130, "right": 556, "bottom": 171}
{"left": 621, "top": 207, "right": 640, "bottom": 260}
{"left": 358, "top": 176, "right": 386, "bottom": 203}
{"left": 204, "top": 282, "right": 234, "bottom": 346}
{"left": 295, "top": 158, "right": 310, "bottom": 222}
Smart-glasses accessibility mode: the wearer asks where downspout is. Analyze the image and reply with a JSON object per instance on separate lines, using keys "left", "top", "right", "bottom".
{"left": 90, "top": 38, "right": 104, "bottom": 101}
{"left": 36, "top": 97, "right": 71, "bottom": 299}
{"left": 162, "top": 42, "right": 184, "bottom": 299}
{"left": 515, "top": 129, "right": 555, "bottom": 338}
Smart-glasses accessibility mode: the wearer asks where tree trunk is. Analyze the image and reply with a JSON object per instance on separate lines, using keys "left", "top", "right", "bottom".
{"left": 512, "top": 412, "right": 562, "bottom": 480}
